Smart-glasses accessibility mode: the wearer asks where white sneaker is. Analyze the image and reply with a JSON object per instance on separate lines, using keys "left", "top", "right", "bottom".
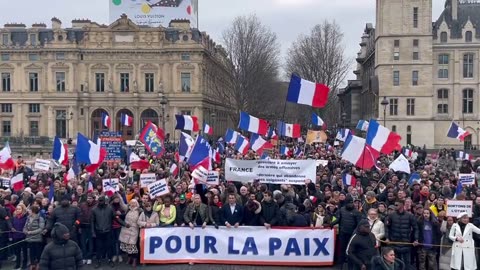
{"left": 86, "top": 259, "right": 92, "bottom": 265}
{"left": 112, "top": 255, "right": 117, "bottom": 262}
{"left": 118, "top": 256, "right": 123, "bottom": 263}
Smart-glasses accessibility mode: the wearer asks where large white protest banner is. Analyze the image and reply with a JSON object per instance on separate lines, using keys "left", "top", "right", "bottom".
{"left": 147, "top": 179, "right": 169, "bottom": 199}
{"left": 191, "top": 166, "right": 208, "bottom": 182}
{"left": 141, "top": 226, "right": 334, "bottom": 266}
{"left": 34, "top": 159, "right": 51, "bottom": 171}
{"left": 459, "top": 173, "right": 475, "bottom": 186}
{"left": 225, "top": 158, "right": 316, "bottom": 185}
{"left": 447, "top": 200, "right": 473, "bottom": 217}
{"left": 140, "top": 173, "right": 157, "bottom": 188}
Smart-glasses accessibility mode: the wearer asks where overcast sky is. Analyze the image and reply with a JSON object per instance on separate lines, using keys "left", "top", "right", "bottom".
{"left": 0, "top": 0, "right": 445, "bottom": 81}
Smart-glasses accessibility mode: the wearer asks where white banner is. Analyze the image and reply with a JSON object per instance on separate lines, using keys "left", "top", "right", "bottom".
{"left": 141, "top": 226, "right": 334, "bottom": 266}
{"left": 102, "top": 178, "right": 120, "bottom": 192}
{"left": 34, "top": 159, "right": 51, "bottom": 171}
{"left": 447, "top": 200, "right": 473, "bottom": 217}
{"left": 459, "top": 173, "right": 475, "bottom": 186}
{"left": 316, "top": 160, "right": 328, "bottom": 167}
{"left": 147, "top": 179, "right": 169, "bottom": 199}
{"left": 191, "top": 166, "right": 208, "bottom": 182}
{"left": 109, "top": 0, "right": 198, "bottom": 28}
{"left": 140, "top": 173, "right": 157, "bottom": 188}
{"left": 198, "top": 171, "right": 219, "bottom": 186}
{"left": 225, "top": 158, "right": 316, "bottom": 185}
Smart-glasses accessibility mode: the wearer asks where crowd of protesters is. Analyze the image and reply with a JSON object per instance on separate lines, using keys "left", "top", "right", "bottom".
{"left": 1, "top": 137, "right": 480, "bottom": 270}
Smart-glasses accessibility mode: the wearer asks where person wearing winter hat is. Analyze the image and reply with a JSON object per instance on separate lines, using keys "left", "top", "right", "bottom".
{"left": 39, "top": 222, "right": 83, "bottom": 270}
{"left": 45, "top": 193, "right": 80, "bottom": 243}
{"left": 346, "top": 219, "right": 377, "bottom": 270}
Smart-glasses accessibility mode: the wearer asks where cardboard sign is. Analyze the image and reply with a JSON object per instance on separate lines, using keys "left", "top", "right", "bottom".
{"left": 102, "top": 178, "right": 120, "bottom": 192}
{"left": 198, "top": 171, "right": 219, "bottom": 186}
{"left": 192, "top": 166, "right": 208, "bottom": 182}
{"left": 459, "top": 173, "right": 475, "bottom": 186}
{"left": 447, "top": 200, "right": 473, "bottom": 218}
{"left": 316, "top": 160, "right": 329, "bottom": 167}
{"left": 34, "top": 159, "right": 51, "bottom": 171}
{"left": 147, "top": 179, "right": 169, "bottom": 199}
{"left": 140, "top": 173, "right": 157, "bottom": 188}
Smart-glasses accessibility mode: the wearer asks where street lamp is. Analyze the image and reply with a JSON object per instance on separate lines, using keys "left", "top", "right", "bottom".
{"left": 341, "top": 112, "right": 347, "bottom": 128}
{"left": 159, "top": 92, "right": 168, "bottom": 131}
{"left": 381, "top": 96, "right": 389, "bottom": 126}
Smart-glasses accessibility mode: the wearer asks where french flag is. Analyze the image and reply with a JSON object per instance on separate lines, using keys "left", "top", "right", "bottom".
{"left": 213, "top": 149, "right": 221, "bottom": 163}
{"left": 120, "top": 113, "right": 133, "bottom": 127}
{"left": 447, "top": 122, "right": 470, "bottom": 141}
{"left": 311, "top": 113, "right": 327, "bottom": 129}
{"left": 64, "top": 167, "right": 75, "bottom": 184}
{"left": 170, "top": 163, "right": 179, "bottom": 178}
{"left": 356, "top": 120, "right": 369, "bottom": 131}
{"left": 75, "top": 133, "right": 106, "bottom": 173}
{"left": 280, "top": 145, "right": 289, "bottom": 156}
{"left": 250, "top": 133, "right": 270, "bottom": 156}
{"left": 102, "top": 112, "right": 111, "bottom": 129}
{"left": 342, "top": 173, "right": 357, "bottom": 186}
{"left": 0, "top": 142, "right": 15, "bottom": 170}
{"left": 129, "top": 152, "right": 150, "bottom": 171}
{"left": 10, "top": 173, "right": 24, "bottom": 192}
{"left": 87, "top": 179, "right": 94, "bottom": 193}
{"left": 286, "top": 74, "right": 330, "bottom": 108}
{"left": 366, "top": 119, "right": 402, "bottom": 155}
{"left": 187, "top": 135, "right": 212, "bottom": 170}
{"left": 457, "top": 151, "right": 473, "bottom": 160}
{"left": 336, "top": 129, "right": 352, "bottom": 142}
{"left": 52, "top": 136, "right": 69, "bottom": 166}
{"left": 216, "top": 141, "right": 225, "bottom": 155}
{"left": 238, "top": 112, "right": 269, "bottom": 135}
{"left": 341, "top": 135, "right": 379, "bottom": 169}
{"left": 235, "top": 135, "right": 250, "bottom": 155}
{"left": 203, "top": 123, "right": 213, "bottom": 135}
{"left": 294, "top": 146, "right": 304, "bottom": 157}
{"left": 175, "top": 115, "right": 199, "bottom": 132}
{"left": 225, "top": 129, "right": 240, "bottom": 144}
{"left": 277, "top": 121, "right": 301, "bottom": 138}
{"left": 267, "top": 127, "right": 278, "bottom": 140}
{"left": 178, "top": 132, "right": 195, "bottom": 162}
{"left": 403, "top": 148, "right": 413, "bottom": 158}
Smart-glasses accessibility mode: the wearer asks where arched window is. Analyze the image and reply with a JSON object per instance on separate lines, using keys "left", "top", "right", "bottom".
{"left": 466, "top": 31, "right": 473, "bottom": 42}
{"left": 464, "top": 134, "right": 472, "bottom": 150}
{"left": 140, "top": 109, "right": 159, "bottom": 128}
{"left": 91, "top": 108, "right": 109, "bottom": 138}
{"left": 116, "top": 109, "right": 134, "bottom": 140}
{"left": 406, "top": 125, "right": 412, "bottom": 145}
{"left": 440, "top": 32, "right": 448, "bottom": 43}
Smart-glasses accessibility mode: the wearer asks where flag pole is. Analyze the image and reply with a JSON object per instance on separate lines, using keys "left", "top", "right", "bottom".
{"left": 278, "top": 96, "right": 289, "bottom": 153}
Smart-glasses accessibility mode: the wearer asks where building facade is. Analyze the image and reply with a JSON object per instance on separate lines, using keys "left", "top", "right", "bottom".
{"left": 0, "top": 15, "right": 231, "bottom": 148}
{"left": 347, "top": 0, "right": 480, "bottom": 149}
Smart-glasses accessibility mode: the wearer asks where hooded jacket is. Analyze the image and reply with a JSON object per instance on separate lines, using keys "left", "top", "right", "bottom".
{"left": 39, "top": 223, "right": 83, "bottom": 270}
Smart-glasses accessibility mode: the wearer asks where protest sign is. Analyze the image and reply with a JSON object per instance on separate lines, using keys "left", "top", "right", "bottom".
{"left": 141, "top": 226, "right": 334, "bottom": 266}
{"left": 225, "top": 158, "right": 316, "bottom": 185}
{"left": 0, "top": 177, "right": 10, "bottom": 188}
{"left": 99, "top": 131, "right": 123, "bottom": 162}
{"left": 306, "top": 130, "right": 327, "bottom": 144}
{"left": 191, "top": 166, "right": 208, "bottom": 182}
{"left": 34, "top": 159, "right": 51, "bottom": 171}
{"left": 147, "top": 179, "right": 169, "bottom": 199}
{"left": 102, "top": 178, "right": 120, "bottom": 192}
{"left": 140, "top": 173, "right": 157, "bottom": 188}
{"left": 316, "top": 160, "right": 328, "bottom": 167}
{"left": 198, "top": 171, "right": 219, "bottom": 186}
{"left": 447, "top": 200, "right": 473, "bottom": 217}
{"left": 459, "top": 173, "right": 475, "bottom": 186}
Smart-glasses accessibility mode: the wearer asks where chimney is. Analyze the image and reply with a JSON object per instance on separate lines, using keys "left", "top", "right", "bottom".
{"left": 51, "top": 17, "right": 62, "bottom": 29}
{"left": 452, "top": 0, "right": 458, "bottom": 21}
{"left": 32, "top": 23, "right": 47, "bottom": 29}
{"left": 71, "top": 19, "right": 91, "bottom": 29}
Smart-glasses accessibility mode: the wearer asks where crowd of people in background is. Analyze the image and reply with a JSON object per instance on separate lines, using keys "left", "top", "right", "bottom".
{"left": 0, "top": 135, "right": 480, "bottom": 270}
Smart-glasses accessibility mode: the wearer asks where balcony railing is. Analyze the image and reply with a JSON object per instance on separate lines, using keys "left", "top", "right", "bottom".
{"left": 1, "top": 136, "right": 52, "bottom": 146}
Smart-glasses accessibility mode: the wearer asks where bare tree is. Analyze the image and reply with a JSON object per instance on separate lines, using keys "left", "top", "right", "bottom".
{"left": 286, "top": 20, "right": 351, "bottom": 126}
{"left": 208, "top": 14, "right": 280, "bottom": 124}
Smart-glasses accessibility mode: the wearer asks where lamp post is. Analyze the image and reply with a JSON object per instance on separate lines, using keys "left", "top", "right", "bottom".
{"left": 159, "top": 92, "right": 168, "bottom": 131}
{"left": 67, "top": 112, "right": 73, "bottom": 140}
{"left": 381, "top": 96, "right": 389, "bottom": 126}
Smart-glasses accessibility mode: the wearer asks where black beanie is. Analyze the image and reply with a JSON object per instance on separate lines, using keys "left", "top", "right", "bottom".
{"left": 52, "top": 223, "right": 69, "bottom": 240}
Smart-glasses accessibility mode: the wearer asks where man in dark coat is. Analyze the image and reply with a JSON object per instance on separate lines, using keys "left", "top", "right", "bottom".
{"left": 331, "top": 202, "right": 362, "bottom": 265}
{"left": 347, "top": 219, "right": 378, "bottom": 270}
{"left": 46, "top": 193, "right": 80, "bottom": 242}
{"left": 259, "top": 191, "right": 280, "bottom": 229}
{"left": 39, "top": 222, "right": 82, "bottom": 270}
{"left": 221, "top": 193, "right": 244, "bottom": 227}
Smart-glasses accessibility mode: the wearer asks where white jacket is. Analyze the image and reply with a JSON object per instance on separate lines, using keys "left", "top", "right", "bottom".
{"left": 368, "top": 218, "right": 385, "bottom": 246}
{"left": 449, "top": 222, "right": 480, "bottom": 270}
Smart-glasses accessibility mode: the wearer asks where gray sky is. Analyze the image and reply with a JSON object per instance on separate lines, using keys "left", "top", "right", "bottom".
{"left": 0, "top": 0, "right": 445, "bottom": 81}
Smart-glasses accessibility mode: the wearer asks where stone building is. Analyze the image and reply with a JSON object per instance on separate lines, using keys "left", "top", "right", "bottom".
{"left": 0, "top": 15, "right": 231, "bottom": 150}
{"left": 345, "top": 0, "right": 480, "bottom": 149}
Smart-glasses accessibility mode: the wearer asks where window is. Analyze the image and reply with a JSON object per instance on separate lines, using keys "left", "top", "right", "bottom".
{"left": 393, "top": 71, "right": 400, "bottom": 86}
{"left": 394, "top": 40, "right": 400, "bottom": 47}
{"left": 438, "top": 54, "right": 449, "bottom": 65}
{"left": 407, "top": 98, "right": 415, "bottom": 115}
{"left": 412, "top": 71, "right": 419, "bottom": 86}
{"left": 29, "top": 121, "right": 39, "bottom": 137}
{"left": 1, "top": 103, "right": 12, "bottom": 113}
{"left": 393, "top": 52, "right": 400, "bottom": 61}
{"left": 95, "top": 73, "right": 105, "bottom": 92}
{"left": 56, "top": 72, "right": 65, "bottom": 92}
{"left": 413, "top": 7, "right": 418, "bottom": 28}
{"left": 2, "top": 121, "right": 11, "bottom": 137}
{"left": 28, "top": 103, "right": 40, "bottom": 113}
{"left": 2, "top": 34, "right": 8, "bottom": 45}
{"left": 181, "top": 72, "right": 191, "bottom": 92}
{"left": 180, "top": 110, "right": 192, "bottom": 115}
{"left": 120, "top": 73, "right": 129, "bottom": 92}
{"left": 438, "top": 69, "right": 448, "bottom": 78}
{"left": 463, "top": 53, "right": 474, "bottom": 78}
{"left": 438, "top": 54, "right": 449, "bottom": 79}
{"left": 55, "top": 110, "right": 67, "bottom": 138}
{"left": 389, "top": 98, "right": 398, "bottom": 116}
{"left": 28, "top": 54, "right": 39, "bottom": 61}
{"left": 55, "top": 52, "right": 65, "bottom": 60}
{"left": 464, "top": 134, "right": 473, "bottom": 150}
{"left": 413, "top": 52, "right": 419, "bottom": 60}
{"left": 437, "top": 89, "right": 449, "bottom": 114}
{"left": 413, "top": 39, "right": 419, "bottom": 47}
{"left": 145, "top": 73, "right": 154, "bottom": 92}
{"left": 392, "top": 125, "right": 397, "bottom": 133}
{"left": 1, "top": 73, "right": 10, "bottom": 92}
{"left": 466, "top": 31, "right": 473, "bottom": 42}
{"left": 29, "top": 34, "right": 37, "bottom": 46}
{"left": 406, "top": 126, "right": 412, "bottom": 145}
{"left": 463, "top": 88, "right": 474, "bottom": 113}
{"left": 29, "top": 73, "right": 38, "bottom": 92}
{"left": 181, "top": 53, "right": 190, "bottom": 61}
{"left": 1, "top": 53, "right": 10, "bottom": 61}
{"left": 440, "top": 32, "right": 447, "bottom": 43}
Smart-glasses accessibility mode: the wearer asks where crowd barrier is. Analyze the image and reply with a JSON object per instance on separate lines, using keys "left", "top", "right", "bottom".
{"left": 140, "top": 226, "right": 335, "bottom": 266}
